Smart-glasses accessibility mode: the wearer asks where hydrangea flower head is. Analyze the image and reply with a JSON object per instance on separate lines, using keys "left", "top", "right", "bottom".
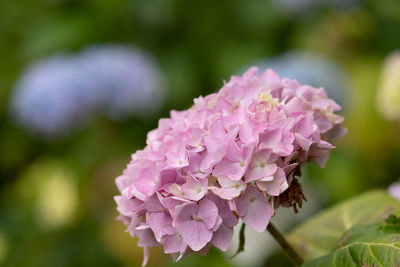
{"left": 10, "top": 55, "right": 97, "bottom": 137}
{"left": 79, "top": 45, "right": 165, "bottom": 119}
{"left": 9, "top": 45, "right": 164, "bottom": 138}
{"left": 114, "top": 67, "right": 346, "bottom": 265}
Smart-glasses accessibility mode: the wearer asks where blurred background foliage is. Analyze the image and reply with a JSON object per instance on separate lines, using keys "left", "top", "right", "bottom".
{"left": 1, "top": 0, "right": 400, "bottom": 266}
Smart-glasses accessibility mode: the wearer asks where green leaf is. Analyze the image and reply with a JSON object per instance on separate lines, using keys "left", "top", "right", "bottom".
{"left": 302, "top": 215, "right": 400, "bottom": 267}
{"left": 379, "top": 215, "right": 400, "bottom": 234}
{"left": 231, "top": 223, "right": 246, "bottom": 258}
{"left": 287, "top": 190, "right": 400, "bottom": 260}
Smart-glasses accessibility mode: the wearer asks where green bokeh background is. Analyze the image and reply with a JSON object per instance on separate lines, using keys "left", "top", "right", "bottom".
{"left": 1, "top": 0, "right": 400, "bottom": 266}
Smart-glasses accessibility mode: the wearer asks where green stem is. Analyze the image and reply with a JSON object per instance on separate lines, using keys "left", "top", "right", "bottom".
{"left": 267, "top": 223, "right": 304, "bottom": 266}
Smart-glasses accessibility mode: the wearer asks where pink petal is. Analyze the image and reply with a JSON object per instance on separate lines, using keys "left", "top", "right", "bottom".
{"left": 285, "top": 97, "right": 309, "bottom": 115}
{"left": 243, "top": 198, "right": 274, "bottom": 232}
{"left": 115, "top": 175, "right": 130, "bottom": 193}
{"left": 208, "top": 120, "right": 227, "bottom": 138}
{"left": 234, "top": 186, "right": 274, "bottom": 232}
{"left": 256, "top": 168, "right": 288, "bottom": 196}
{"left": 163, "top": 234, "right": 187, "bottom": 254}
{"left": 314, "top": 111, "right": 334, "bottom": 133}
{"left": 197, "top": 199, "right": 219, "bottom": 229}
{"left": 261, "top": 68, "right": 281, "bottom": 84}
{"left": 309, "top": 140, "right": 334, "bottom": 167}
{"left": 160, "top": 169, "right": 178, "bottom": 184}
{"left": 255, "top": 149, "right": 278, "bottom": 163}
{"left": 144, "top": 194, "right": 163, "bottom": 213}
{"left": 185, "top": 152, "right": 212, "bottom": 178}
{"left": 147, "top": 212, "right": 175, "bottom": 239}
{"left": 174, "top": 202, "right": 197, "bottom": 225}
{"left": 211, "top": 186, "right": 241, "bottom": 200}
{"left": 114, "top": 196, "right": 143, "bottom": 216}
{"left": 137, "top": 228, "right": 159, "bottom": 247}
{"left": 158, "top": 195, "right": 181, "bottom": 212}
{"left": 181, "top": 175, "right": 207, "bottom": 201}
{"left": 294, "top": 133, "right": 311, "bottom": 151}
{"left": 239, "top": 120, "right": 257, "bottom": 144}
{"left": 204, "top": 136, "right": 226, "bottom": 158}
{"left": 293, "top": 115, "right": 314, "bottom": 138}
{"left": 211, "top": 224, "right": 234, "bottom": 251}
{"left": 259, "top": 128, "right": 282, "bottom": 147}
{"left": 166, "top": 144, "right": 189, "bottom": 168}
{"left": 132, "top": 165, "right": 160, "bottom": 196}
{"left": 177, "top": 220, "right": 212, "bottom": 251}
{"left": 168, "top": 183, "right": 184, "bottom": 198}
{"left": 212, "top": 217, "right": 223, "bottom": 233}
{"left": 206, "top": 193, "right": 239, "bottom": 227}
{"left": 246, "top": 164, "right": 277, "bottom": 182}
{"left": 283, "top": 163, "right": 298, "bottom": 176}
{"left": 324, "top": 124, "right": 347, "bottom": 143}
{"left": 225, "top": 140, "right": 243, "bottom": 162}
{"left": 210, "top": 177, "right": 246, "bottom": 200}
{"left": 128, "top": 184, "right": 148, "bottom": 201}
{"left": 212, "top": 159, "right": 243, "bottom": 181}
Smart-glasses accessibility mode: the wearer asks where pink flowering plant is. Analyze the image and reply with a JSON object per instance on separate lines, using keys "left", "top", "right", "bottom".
{"left": 114, "top": 67, "right": 349, "bottom": 266}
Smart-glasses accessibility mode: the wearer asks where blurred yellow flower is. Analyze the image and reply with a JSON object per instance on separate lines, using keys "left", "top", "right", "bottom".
{"left": 35, "top": 171, "right": 78, "bottom": 229}
{"left": 377, "top": 52, "right": 400, "bottom": 121}
{"left": 16, "top": 158, "right": 79, "bottom": 230}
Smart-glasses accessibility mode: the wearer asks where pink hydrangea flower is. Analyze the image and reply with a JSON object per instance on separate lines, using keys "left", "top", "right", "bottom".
{"left": 114, "top": 67, "right": 346, "bottom": 265}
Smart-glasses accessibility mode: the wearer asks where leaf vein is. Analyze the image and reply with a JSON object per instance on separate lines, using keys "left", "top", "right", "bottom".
{"left": 368, "top": 245, "right": 383, "bottom": 267}
{"left": 339, "top": 241, "right": 400, "bottom": 251}
{"left": 347, "top": 246, "right": 358, "bottom": 267}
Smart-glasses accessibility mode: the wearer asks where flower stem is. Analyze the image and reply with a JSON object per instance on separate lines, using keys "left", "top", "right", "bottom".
{"left": 266, "top": 222, "right": 304, "bottom": 266}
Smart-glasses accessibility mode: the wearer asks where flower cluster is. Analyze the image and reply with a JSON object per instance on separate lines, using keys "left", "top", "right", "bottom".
{"left": 10, "top": 55, "right": 97, "bottom": 137}
{"left": 10, "top": 45, "right": 164, "bottom": 138}
{"left": 79, "top": 45, "right": 165, "bottom": 119}
{"left": 114, "top": 67, "right": 346, "bottom": 265}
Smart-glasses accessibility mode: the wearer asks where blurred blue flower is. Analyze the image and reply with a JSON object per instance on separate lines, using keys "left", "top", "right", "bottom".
{"left": 10, "top": 45, "right": 165, "bottom": 138}
{"left": 79, "top": 45, "right": 165, "bottom": 120}
{"left": 273, "top": 0, "right": 361, "bottom": 13}
{"left": 247, "top": 51, "right": 348, "bottom": 107}
{"left": 10, "top": 55, "right": 98, "bottom": 138}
